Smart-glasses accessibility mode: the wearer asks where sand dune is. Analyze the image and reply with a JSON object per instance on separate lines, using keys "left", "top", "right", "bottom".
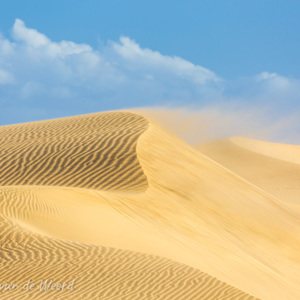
{"left": 197, "top": 137, "right": 300, "bottom": 205}
{"left": 0, "top": 111, "right": 299, "bottom": 299}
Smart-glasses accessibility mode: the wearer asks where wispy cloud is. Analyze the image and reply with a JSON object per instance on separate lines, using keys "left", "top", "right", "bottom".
{"left": 112, "top": 36, "right": 219, "bottom": 84}
{"left": 0, "top": 19, "right": 299, "bottom": 143}
{"left": 0, "top": 19, "right": 221, "bottom": 124}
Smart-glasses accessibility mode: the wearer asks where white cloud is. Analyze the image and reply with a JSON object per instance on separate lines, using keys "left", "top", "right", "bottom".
{"left": 0, "top": 18, "right": 299, "bottom": 144}
{"left": 255, "top": 72, "right": 278, "bottom": 81}
{"left": 0, "top": 19, "right": 221, "bottom": 109}
{"left": 256, "top": 71, "right": 292, "bottom": 89}
{"left": 0, "top": 34, "right": 14, "bottom": 56}
{"left": 12, "top": 18, "right": 93, "bottom": 59}
{"left": 112, "top": 36, "right": 219, "bottom": 84}
{"left": 251, "top": 71, "right": 300, "bottom": 102}
{"left": 13, "top": 19, "right": 50, "bottom": 47}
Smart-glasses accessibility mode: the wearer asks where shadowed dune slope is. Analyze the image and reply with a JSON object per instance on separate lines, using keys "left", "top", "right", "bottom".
{"left": 0, "top": 112, "right": 148, "bottom": 192}
{"left": 196, "top": 137, "right": 300, "bottom": 204}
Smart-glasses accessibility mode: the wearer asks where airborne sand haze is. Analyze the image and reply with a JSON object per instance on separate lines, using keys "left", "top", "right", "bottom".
{"left": 136, "top": 106, "right": 300, "bottom": 145}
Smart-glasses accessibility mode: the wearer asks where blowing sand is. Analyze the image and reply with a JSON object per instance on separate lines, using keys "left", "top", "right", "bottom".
{"left": 0, "top": 111, "right": 299, "bottom": 299}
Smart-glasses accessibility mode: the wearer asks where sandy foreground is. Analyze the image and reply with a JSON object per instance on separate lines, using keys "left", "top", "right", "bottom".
{"left": 0, "top": 111, "right": 299, "bottom": 299}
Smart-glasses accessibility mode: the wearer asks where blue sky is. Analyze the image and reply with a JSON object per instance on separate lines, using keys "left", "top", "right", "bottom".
{"left": 0, "top": 1, "right": 299, "bottom": 142}
{"left": 1, "top": 0, "right": 299, "bottom": 78}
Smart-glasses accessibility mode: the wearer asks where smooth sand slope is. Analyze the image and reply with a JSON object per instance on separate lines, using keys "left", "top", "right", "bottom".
{"left": 197, "top": 137, "right": 300, "bottom": 205}
{"left": 0, "top": 111, "right": 299, "bottom": 299}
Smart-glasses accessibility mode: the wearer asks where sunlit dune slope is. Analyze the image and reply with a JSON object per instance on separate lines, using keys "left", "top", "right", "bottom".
{"left": 1, "top": 111, "right": 299, "bottom": 299}
{"left": 0, "top": 112, "right": 148, "bottom": 192}
{"left": 196, "top": 137, "right": 300, "bottom": 204}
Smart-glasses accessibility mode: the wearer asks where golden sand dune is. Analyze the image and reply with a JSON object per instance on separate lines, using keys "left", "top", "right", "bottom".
{"left": 197, "top": 137, "right": 300, "bottom": 204}
{"left": 0, "top": 111, "right": 299, "bottom": 299}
